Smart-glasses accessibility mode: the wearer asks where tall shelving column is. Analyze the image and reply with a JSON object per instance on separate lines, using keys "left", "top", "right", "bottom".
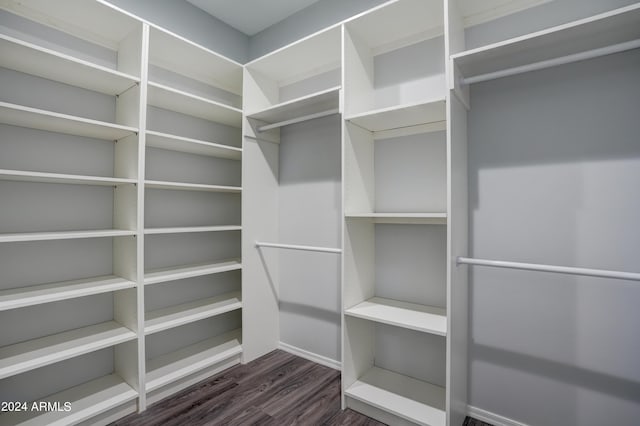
{"left": 0, "top": 0, "right": 145, "bottom": 424}
{"left": 341, "top": 0, "right": 468, "bottom": 424}
{"left": 142, "top": 25, "right": 244, "bottom": 405}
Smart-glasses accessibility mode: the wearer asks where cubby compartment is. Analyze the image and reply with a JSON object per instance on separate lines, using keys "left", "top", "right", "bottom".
{"left": 343, "top": 0, "right": 445, "bottom": 129}
{"left": 244, "top": 25, "right": 341, "bottom": 131}
{"left": 344, "top": 121, "right": 447, "bottom": 223}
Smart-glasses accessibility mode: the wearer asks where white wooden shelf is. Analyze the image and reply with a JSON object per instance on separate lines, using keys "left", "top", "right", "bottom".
{"left": 146, "top": 328, "right": 242, "bottom": 392}
{"left": 346, "top": 99, "right": 446, "bottom": 133}
{"left": 0, "top": 275, "right": 135, "bottom": 312}
{"left": 345, "top": 297, "right": 446, "bottom": 336}
{"left": 0, "top": 229, "right": 136, "bottom": 243}
{"left": 146, "top": 130, "right": 241, "bottom": 160}
{"left": 144, "top": 225, "right": 241, "bottom": 235}
{"left": 0, "top": 374, "right": 137, "bottom": 426}
{"left": 147, "top": 81, "right": 242, "bottom": 128}
{"left": 0, "top": 102, "right": 137, "bottom": 141}
{"left": 452, "top": 4, "right": 640, "bottom": 82}
{"left": 345, "top": 367, "right": 446, "bottom": 426}
{"left": 345, "top": 213, "right": 447, "bottom": 225}
{"left": 144, "top": 291, "right": 242, "bottom": 335}
{"left": 0, "top": 169, "right": 135, "bottom": 186}
{"left": 144, "top": 259, "right": 242, "bottom": 286}
{"left": 0, "top": 34, "right": 139, "bottom": 96}
{"left": 0, "top": 321, "right": 136, "bottom": 380}
{"left": 149, "top": 26, "right": 243, "bottom": 96}
{"left": 145, "top": 180, "right": 241, "bottom": 193}
{"left": 247, "top": 86, "right": 341, "bottom": 125}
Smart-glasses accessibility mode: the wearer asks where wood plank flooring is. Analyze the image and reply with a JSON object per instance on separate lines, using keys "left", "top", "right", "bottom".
{"left": 112, "top": 349, "right": 492, "bottom": 425}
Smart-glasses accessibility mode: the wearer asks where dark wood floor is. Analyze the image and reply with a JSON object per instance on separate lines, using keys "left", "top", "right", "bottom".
{"left": 112, "top": 349, "right": 492, "bottom": 426}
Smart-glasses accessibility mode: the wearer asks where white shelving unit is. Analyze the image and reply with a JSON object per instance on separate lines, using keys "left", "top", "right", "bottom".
{"left": 144, "top": 259, "right": 242, "bottom": 286}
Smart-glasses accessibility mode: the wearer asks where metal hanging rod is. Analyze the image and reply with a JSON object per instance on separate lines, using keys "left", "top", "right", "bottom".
{"left": 257, "top": 108, "right": 340, "bottom": 132}
{"left": 462, "top": 38, "right": 640, "bottom": 85}
{"left": 457, "top": 257, "right": 640, "bottom": 282}
{"left": 256, "top": 241, "right": 342, "bottom": 254}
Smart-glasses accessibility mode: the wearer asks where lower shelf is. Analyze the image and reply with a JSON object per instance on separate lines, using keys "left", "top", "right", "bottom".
{"left": 144, "top": 291, "right": 242, "bottom": 335}
{"left": 146, "top": 328, "right": 242, "bottom": 392}
{"left": 144, "top": 259, "right": 242, "bottom": 286}
{"left": 345, "top": 367, "right": 446, "bottom": 426}
{"left": 0, "top": 321, "right": 136, "bottom": 380}
{"left": 0, "top": 374, "right": 137, "bottom": 426}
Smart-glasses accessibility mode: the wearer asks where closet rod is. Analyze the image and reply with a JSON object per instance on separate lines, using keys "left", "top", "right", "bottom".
{"left": 457, "top": 257, "right": 640, "bottom": 281}
{"left": 461, "top": 38, "right": 640, "bottom": 85}
{"left": 257, "top": 108, "right": 340, "bottom": 132}
{"left": 256, "top": 241, "right": 342, "bottom": 254}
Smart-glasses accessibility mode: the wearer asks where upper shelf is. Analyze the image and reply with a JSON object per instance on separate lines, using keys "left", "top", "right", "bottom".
{"left": 147, "top": 82, "right": 242, "bottom": 128}
{"left": 345, "top": 213, "right": 447, "bottom": 225}
{"left": 144, "top": 225, "right": 241, "bottom": 236}
{"left": 0, "top": 34, "right": 139, "bottom": 95}
{"left": 149, "top": 26, "right": 243, "bottom": 96}
{"left": 452, "top": 4, "right": 640, "bottom": 82}
{"left": 345, "top": 99, "right": 446, "bottom": 133}
{"left": 145, "top": 130, "right": 241, "bottom": 160}
{"left": 0, "top": 102, "right": 137, "bottom": 141}
{"left": 144, "top": 259, "right": 242, "bottom": 286}
{"left": 247, "top": 86, "right": 340, "bottom": 127}
{"left": 0, "top": 169, "right": 135, "bottom": 187}
{"left": 145, "top": 180, "right": 241, "bottom": 193}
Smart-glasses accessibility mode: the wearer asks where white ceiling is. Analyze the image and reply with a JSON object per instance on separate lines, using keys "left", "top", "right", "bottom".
{"left": 186, "top": 0, "right": 323, "bottom": 36}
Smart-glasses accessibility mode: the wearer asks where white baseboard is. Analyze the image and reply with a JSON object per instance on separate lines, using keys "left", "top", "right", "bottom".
{"left": 278, "top": 342, "right": 341, "bottom": 371}
{"left": 467, "top": 405, "right": 530, "bottom": 426}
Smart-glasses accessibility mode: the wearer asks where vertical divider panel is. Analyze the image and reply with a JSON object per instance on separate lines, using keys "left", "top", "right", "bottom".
{"left": 344, "top": 122, "right": 375, "bottom": 213}
{"left": 445, "top": 1, "right": 469, "bottom": 424}
{"left": 343, "top": 28, "right": 374, "bottom": 117}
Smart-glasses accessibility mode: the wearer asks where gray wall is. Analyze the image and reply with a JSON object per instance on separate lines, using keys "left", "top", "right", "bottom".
{"left": 248, "top": 0, "right": 387, "bottom": 60}
{"left": 105, "top": 0, "right": 249, "bottom": 63}
{"left": 278, "top": 115, "right": 342, "bottom": 362}
{"left": 467, "top": 46, "right": 640, "bottom": 425}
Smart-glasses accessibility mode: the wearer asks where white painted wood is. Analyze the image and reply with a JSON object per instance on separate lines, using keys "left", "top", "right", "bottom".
{"left": 0, "top": 321, "right": 136, "bottom": 379}
{"left": 115, "top": 83, "right": 140, "bottom": 129}
{"left": 144, "top": 259, "right": 242, "bottom": 286}
{"left": 146, "top": 131, "right": 241, "bottom": 160}
{"left": 0, "top": 168, "right": 135, "bottom": 186}
{"left": 0, "top": 275, "right": 135, "bottom": 312}
{"left": 247, "top": 86, "right": 341, "bottom": 124}
{"left": 143, "top": 225, "right": 241, "bottom": 235}
{"left": 346, "top": 397, "right": 418, "bottom": 426}
{"left": 343, "top": 27, "right": 374, "bottom": 117}
{"left": 343, "top": 122, "right": 375, "bottom": 214}
{"left": 146, "top": 328, "right": 242, "bottom": 391}
{"left": 345, "top": 367, "right": 446, "bottom": 426}
{"left": 346, "top": 99, "right": 447, "bottom": 133}
{"left": 0, "top": 229, "right": 136, "bottom": 243}
{"left": 0, "top": 374, "right": 138, "bottom": 426}
{"left": 458, "top": 0, "right": 551, "bottom": 29}
{"left": 452, "top": 3, "right": 640, "bottom": 81}
{"left": 345, "top": 213, "right": 448, "bottom": 225}
{"left": 278, "top": 341, "right": 341, "bottom": 371}
{"left": 114, "top": 134, "right": 139, "bottom": 180}
{"left": 345, "top": 297, "right": 447, "bottom": 336}
{"left": 115, "top": 340, "right": 140, "bottom": 395}
{"left": 117, "top": 24, "right": 143, "bottom": 78}
{"left": 373, "top": 121, "right": 448, "bottom": 140}
{"left": 114, "top": 288, "right": 138, "bottom": 333}
{"left": 148, "top": 26, "right": 242, "bottom": 95}
{"left": 144, "top": 180, "right": 241, "bottom": 193}
{"left": 246, "top": 25, "right": 341, "bottom": 87}
{"left": 466, "top": 405, "right": 531, "bottom": 426}
{"left": 0, "top": 34, "right": 139, "bottom": 95}
{"left": 144, "top": 291, "right": 242, "bottom": 335}
{"left": 147, "top": 82, "right": 242, "bottom": 127}
{"left": 256, "top": 108, "right": 340, "bottom": 132}
{"left": 255, "top": 241, "right": 342, "bottom": 254}
{"left": 0, "top": 102, "right": 138, "bottom": 140}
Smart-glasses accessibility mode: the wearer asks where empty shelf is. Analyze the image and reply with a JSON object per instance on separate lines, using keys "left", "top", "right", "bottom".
{"left": 452, "top": 4, "right": 640, "bottom": 81}
{"left": 346, "top": 367, "right": 446, "bottom": 426}
{"left": 247, "top": 86, "right": 341, "bottom": 125}
{"left": 145, "top": 130, "right": 241, "bottom": 160}
{"left": 0, "top": 321, "right": 136, "bottom": 379}
{"left": 144, "top": 225, "right": 241, "bottom": 235}
{"left": 346, "top": 99, "right": 446, "bottom": 132}
{"left": 0, "top": 229, "right": 136, "bottom": 243}
{"left": 0, "top": 34, "right": 139, "bottom": 96}
{"left": 146, "top": 328, "right": 242, "bottom": 392}
{"left": 0, "top": 102, "right": 137, "bottom": 140}
{"left": 345, "top": 213, "right": 447, "bottom": 225}
{"left": 147, "top": 82, "right": 242, "bottom": 128}
{"left": 145, "top": 180, "right": 241, "bottom": 193}
{"left": 0, "top": 374, "right": 137, "bottom": 426}
{"left": 144, "top": 259, "right": 242, "bottom": 286}
{"left": 0, "top": 169, "right": 135, "bottom": 186}
{"left": 0, "top": 275, "right": 135, "bottom": 312}
{"left": 144, "top": 291, "right": 242, "bottom": 335}
{"left": 345, "top": 297, "right": 446, "bottom": 336}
